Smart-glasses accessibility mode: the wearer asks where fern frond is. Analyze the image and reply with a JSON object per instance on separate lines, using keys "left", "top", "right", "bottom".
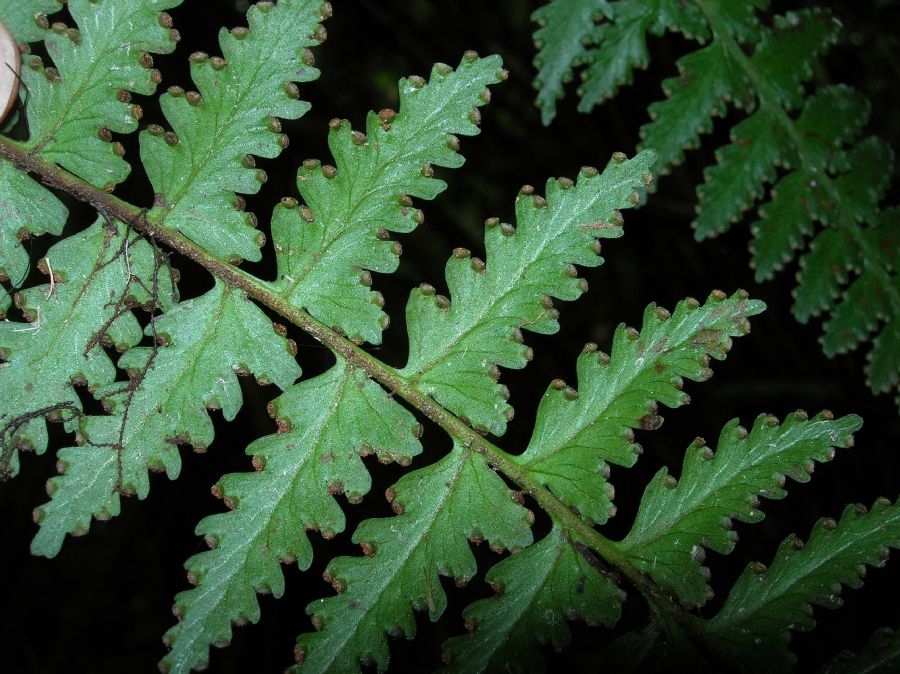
{"left": 618, "top": 410, "right": 862, "bottom": 607}
{"left": 0, "top": 0, "right": 175, "bottom": 299}
{"left": 703, "top": 498, "right": 900, "bottom": 672}
{"left": 641, "top": 42, "right": 745, "bottom": 172}
{"left": 401, "top": 151, "right": 655, "bottom": 436}
{"left": 31, "top": 281, "right": 301, "bottom": 556}
{"left": 821, "top": 626, "right": 900, "bottom": 674}
{"left": 547, "top": 0, "right": 710, "bottom": 116}
{"left": 440, "top": 525, "right": 624, "bottom": 673}
{"left": 270, "top": 52, "right": 505, "bottom": 344}
{"left": 515, "top": 291, "right": 763, "bottom": 525}
{"left": 294, "top": 442, "right": 533, "bottom": 673}
{"left": 161, "top": 360, "right": 421, "bottom": 674}
{"left": 693, "top": 110, "right": 784, "bottom": 239}
{"left": 532, "top": 0, "right": 610, "bottom": 125}
{"left": 0, "top": 160, "right": 67, "bottom": 293}
{"left": 23, "top": 0, "right": 180, "bottom": 188}
{"left": 641, "top": 7, "right": 836, "bottom": 173}
{"left": 0, "top": 220, "right": 172, "bottom": 478}
{"left": 0, "top": 2, "right": 890, "bottom": 670}
{"left": 0, "top": 0, "right": 63, "bottom": 43}
{"left": 141, "top": 0, "right": 326, "bottom": 263}
{"left": 532, "top": 0, "right": 900, "bottom": 402}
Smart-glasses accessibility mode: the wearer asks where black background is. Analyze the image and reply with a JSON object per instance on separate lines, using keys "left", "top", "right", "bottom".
{"left": 1, "top": 1, "right": 898, "bottom": 672}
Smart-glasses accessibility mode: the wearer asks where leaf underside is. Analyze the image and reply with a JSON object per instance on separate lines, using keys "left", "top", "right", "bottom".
{"left": 270, "top": 52, "right": 506, "bottom": 345}
{"left": 0, "top": 2, "right": 890, "bottom": 674}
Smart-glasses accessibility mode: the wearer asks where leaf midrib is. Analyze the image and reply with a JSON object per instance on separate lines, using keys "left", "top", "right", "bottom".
{"left": 402, "top": 178, "right": 633, "bottom": 383}
{"left": 28, "top": 3, "right": 149, "bottom": 158}
{"left": 280, "top": 74, "right": 473, "bottom": 299}
{"left": 168, "top": 372, "right": 351, "bottom": 669}
{"left": 309, "top": 446, "right": 473, "bottom": 672}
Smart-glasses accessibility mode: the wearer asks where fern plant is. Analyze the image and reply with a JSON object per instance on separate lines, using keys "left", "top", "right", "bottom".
{"left": 532, "top": 0, "right": 899, "bottom": 406}
{"left": 0, "top": 1, "right": 896, "bottom": 672}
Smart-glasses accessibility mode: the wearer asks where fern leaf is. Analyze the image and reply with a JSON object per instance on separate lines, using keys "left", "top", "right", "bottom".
{"left": 693, "top": 8, "right": 855, "bottom": 239}
{"left": 703, "top": 498, "right": 900, "bottom": 672}
{"left": 825, "top": 137, "right": 894, "bottom": 227}
{"left": 792, "top": 85, "right": 872, "bottom": 173}
{"left": 31, "top": 281, "right": 300, "bottom": 556}
{"left": 0, "top": 220, "right": 171, "bottom": 478}
{"left": 576, "top": 7, "right": 650, "bottom": 112}
{"left": 141, "top": 0, "right": 326, "bottom": 263}
{"left": 788, "top": 136, "right": 896, "bottom": 386}
{"left": 699, "top": 1, "right": 765, "bottom": 41}
{"left": 270, "top": 52, "right": 504, "bottom": 343}
{"left": 749, "top": 171, "right": 819, "bottom": 282}
{"left": 0, "top": 0, "right": 62, "bottom": 43}
{"left": 545, "top": 0, "right": 900, "bottom": 401}
{"left": 0, "top": 160, "right": 67, "bottom": 290}
{"left": 20, "top": 0, "right": 180, "bottom": 189}
{"left": 440, "top": 525, "right": 624, "bottom": 673}
{"left": 820, "top": 626, "right": 900, "bottom": 674}
{"left": 294, "top": 442, "right": 533, "bottom": 673}
{"left": 0, "top": 4, "right": 64, "bottom": 296}
{"left": 515, "top": 291, "right": 764, "bottom": 525}
{"left": 790, "top": 138, "right": 893, "bottom": 326}
{"left": 401, "top": 151, "right": 655, "bottom": 436}
{"left": 820, "top": 248, "right": 892, "bottom": 358}
{"left": 161, "top": 361, "right": 420, "bottom": 674}
{"left": 871, "top": 317, "right": 899, "bottom": 397}
{"left": 577, "top": 0, "right": 708, "bottom": 113}
{"left": 639, "top": 43, "right": 746, "bottom": 172}
{"left": 618, "top": 410, "right": 862, "bottom": 607}
{"left": 748, "top": 9, "right": 838, "bottom": 110}
{"left": 532, "top": 0, "right": 610, "bottom": 125}
{"left": 693, "top": 111, "right": 784, "bottom": 239}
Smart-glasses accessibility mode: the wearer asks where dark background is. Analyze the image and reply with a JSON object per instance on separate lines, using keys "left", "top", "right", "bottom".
{"left": 2, "top": 1, "right": 898, "bottom": 672}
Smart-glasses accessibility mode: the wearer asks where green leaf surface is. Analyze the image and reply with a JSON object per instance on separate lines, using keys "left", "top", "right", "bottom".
{"left": 532, "top": 0, "right": 610, "bottom": 125}
{"left": 704, "top": 498, "right": 900, "bottom": 672}
{"left": 794, "top": 85, "right": 871, "bottom": 171}
{"left": 749, "top": 9, "right": 838, "bottom": 110}
{"left": 822, "top": 268, "right": 888, "bottom": 356}
{"left": 401, "top": 151, "right": 655, "bottom": 436}
{"left": 31, "top": 281, "right": 300, "bottom": 557}
{"left": 793, "top": 228, "right": 858, "bottom": 323}
{"left": 827, "top": 138, "right": 895, "bottom": 228}
{"left": 540, "top": 0, "right": 710, "bottom": 115}
{"left": 577, "top": 3, "right": 653, "bottom": 112}
{"left": 694, "top": 110, "right": 783, "bottom": 240}
{"left": 791, "top": 201, "right": 897, "bottom": 395}
{"left": 0, "top": 220, "right": 171, "bottom": 478}
{"left": 529, "top": 0, "right": 898, "bottom": 400}
{"left": 869, "top": 313, "right": 899, "bottom": 395}
{"left": 749, "top": 170, "right": 818, "bottom": 282}
{"left": 270, "top": 52, "right": 504, "bottom": 343}
{"left": 618, "top": 410, "right": 862, "bottom": 607}
{"left": 820, "top": 627, "right": 900, "bottom": 674}
{"left": 516, "top": 291, "right": 764, "bottom": 524}
{"left": 294, "top": 442, "right": 533, "bottom": 674}
{"left": 0, "top": 159, "right": 67, "bottom": 286}
{"left": 441, "top": 525, "right": 623, "bottom": 673}
{"left": 21, "top": 0, "right": 181, "bottom": 188}
{"left": 161, "top": 360, "right": 421, "bottom": 674}
{"left": 702, "top": 0, "right": 766, "bottom": 42}
{"left": 141, "top": 0, "right": 325, "bottom": 263}
{"left": 0, "top": 0, "right": 63, "bottom": 43}
{"left": 639, "top": 43, "right": 746, "bottom": 172}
